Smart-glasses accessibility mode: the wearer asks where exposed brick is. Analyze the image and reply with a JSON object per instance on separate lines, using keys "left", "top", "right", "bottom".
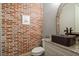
{"left": 2, "top": 3, "right": 43, "bottom": 56}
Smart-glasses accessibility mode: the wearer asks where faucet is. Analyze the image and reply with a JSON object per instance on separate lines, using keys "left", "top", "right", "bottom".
{"left": 64, "top": 27, "right": 69, "bottom": 35}
{"left": 70, "top": 27, "right": 73, "bottom": 34}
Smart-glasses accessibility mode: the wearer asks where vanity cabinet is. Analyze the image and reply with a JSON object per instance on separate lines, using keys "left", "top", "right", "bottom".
{"left": 51, "top": 35, "right": 76, "bottom": 46}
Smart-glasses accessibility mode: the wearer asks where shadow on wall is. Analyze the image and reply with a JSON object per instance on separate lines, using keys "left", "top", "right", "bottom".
{"left": 43, "top": 3, "right": 61, "bottom": 38}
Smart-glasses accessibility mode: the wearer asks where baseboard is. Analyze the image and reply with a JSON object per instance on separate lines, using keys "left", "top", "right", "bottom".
{"left": 20, "top": 51, "right": 31, "bottom": 56}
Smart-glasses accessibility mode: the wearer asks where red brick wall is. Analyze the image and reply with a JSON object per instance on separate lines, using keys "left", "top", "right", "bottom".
{"left": 2, "top": 3, "right": 43, "bottom": 56}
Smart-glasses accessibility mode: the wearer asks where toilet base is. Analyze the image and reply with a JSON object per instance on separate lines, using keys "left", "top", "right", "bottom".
{"left": 31, "top": 52, "right": 45, "bottom": 56}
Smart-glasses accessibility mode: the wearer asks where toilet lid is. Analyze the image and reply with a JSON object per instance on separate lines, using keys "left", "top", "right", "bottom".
{"left": 32, "top": 47, "right": 45, "bottom": 53}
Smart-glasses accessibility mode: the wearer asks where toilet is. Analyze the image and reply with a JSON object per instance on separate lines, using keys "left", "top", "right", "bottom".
{"left": 31, "top": 47, "right": 45, "bottom": 56}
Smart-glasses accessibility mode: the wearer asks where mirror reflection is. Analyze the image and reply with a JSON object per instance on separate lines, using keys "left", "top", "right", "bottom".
{"left": 58, "top": 3, "right": 79, "bottom": 35}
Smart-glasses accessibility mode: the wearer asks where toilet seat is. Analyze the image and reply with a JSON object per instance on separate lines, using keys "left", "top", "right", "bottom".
{"left": 32, "top": 47, "right": 45, "bottom": 56}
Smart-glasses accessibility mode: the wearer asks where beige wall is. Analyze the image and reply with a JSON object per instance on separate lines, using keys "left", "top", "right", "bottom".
{"left": 43, "top": 3, "right": 60, "bottom": 37}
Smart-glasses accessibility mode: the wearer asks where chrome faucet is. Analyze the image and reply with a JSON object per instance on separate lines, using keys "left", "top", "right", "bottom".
{"left": 70, "top": 27, "right": 73, "bottom": 34}
{"left": 64, "top": 27, "right": 69, "bottom": 35}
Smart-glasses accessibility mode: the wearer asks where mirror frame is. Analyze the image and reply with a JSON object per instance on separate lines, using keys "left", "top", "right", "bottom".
{"left": 56, "top": 3, "right": 68, "bottom": 34}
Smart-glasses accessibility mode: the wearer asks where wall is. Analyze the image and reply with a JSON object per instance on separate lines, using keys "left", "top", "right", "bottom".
{"left": 59, "top": 4, "right": 75, "bottom": 34}
{"left": 2, "top": 3, "right": 43, "bottom": 56}
{"left": 43, "top": 3, "right": 60, "bottom": 37}
{"left": 0, "top": 4, "right": 2, "bottom": 56}
{"left": 75, "top": 4, "right": 79, "bottom": 32}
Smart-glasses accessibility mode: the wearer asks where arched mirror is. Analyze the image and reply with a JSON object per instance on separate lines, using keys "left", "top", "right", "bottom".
{"left": 56, "top": 3, "right": 79, "bottom": 35}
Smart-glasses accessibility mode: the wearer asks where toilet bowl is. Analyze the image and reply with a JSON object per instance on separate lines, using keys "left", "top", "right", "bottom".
{"left": 31, "top": 47, "right": 45, "bottom": 56}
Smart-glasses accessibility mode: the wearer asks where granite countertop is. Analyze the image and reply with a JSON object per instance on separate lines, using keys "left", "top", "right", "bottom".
{"left": 52, "top": 34, "right": 76, "bottom": 38}
{"left": 43, "top": 38, "right": 79, "bottom": 55}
